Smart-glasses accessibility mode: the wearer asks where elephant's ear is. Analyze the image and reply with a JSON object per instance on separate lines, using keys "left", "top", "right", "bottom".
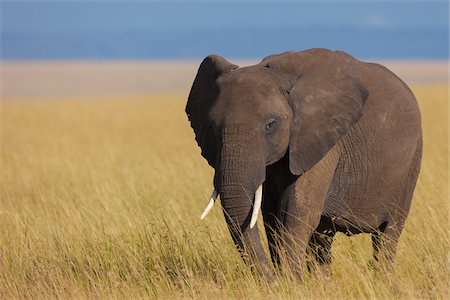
{"left": 288, "top": 63, "right": 369, "bottom": 175}
{"left": 186, "top": 55, "right": 239, "bottom": 168}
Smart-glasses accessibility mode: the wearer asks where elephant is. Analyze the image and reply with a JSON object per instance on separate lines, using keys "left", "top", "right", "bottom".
{"left": 185, "top": 48, "right": 422, "bottom": 279}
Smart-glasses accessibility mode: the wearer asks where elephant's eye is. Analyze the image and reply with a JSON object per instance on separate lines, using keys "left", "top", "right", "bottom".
{"left": 264, "top": 117, "right": 278, "bottom": 134}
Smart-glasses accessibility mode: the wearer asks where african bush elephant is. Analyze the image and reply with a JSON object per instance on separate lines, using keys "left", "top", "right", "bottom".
{"left": 186, "top": 48, "right": 422, "bottom": 278}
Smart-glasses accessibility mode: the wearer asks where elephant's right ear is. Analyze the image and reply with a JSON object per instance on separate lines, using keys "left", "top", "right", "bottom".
{"left": 287, "top": 65, "right": 368, "bottom": 175}
{"left": 186, "top": 55, "right": 239, "bottom": 168}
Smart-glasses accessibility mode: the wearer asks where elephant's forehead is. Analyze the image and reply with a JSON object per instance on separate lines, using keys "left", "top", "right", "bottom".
{"left": 217, "top": 67, "right": 280, "bottom": 105}
{"left": 218, "top": 66, "right": 277, "bottom": 93}
{"left": 211, "top": 67, "right": 287, "bottom": 124}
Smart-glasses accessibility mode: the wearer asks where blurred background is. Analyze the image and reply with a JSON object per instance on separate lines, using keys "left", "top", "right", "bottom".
{"left": 1, "top": 0, "right": 448, "bottom": 98}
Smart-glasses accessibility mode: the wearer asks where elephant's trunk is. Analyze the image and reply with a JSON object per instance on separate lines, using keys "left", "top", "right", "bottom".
{"left": 215, "top": 127, "right": 271, "bottom": 276}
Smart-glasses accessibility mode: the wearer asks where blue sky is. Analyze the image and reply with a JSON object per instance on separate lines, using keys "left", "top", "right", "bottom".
{"left": 1, "top": 0, "right": 448, "bottom": 60}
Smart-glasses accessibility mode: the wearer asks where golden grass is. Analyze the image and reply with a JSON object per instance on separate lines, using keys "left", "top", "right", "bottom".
{"left": 0, "top": 86, "right": 448, "bottom": 298}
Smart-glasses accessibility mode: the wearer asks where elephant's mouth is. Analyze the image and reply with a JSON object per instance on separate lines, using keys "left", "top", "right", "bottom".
{"left": 199, "top": 183, "right": 263, "bottom": 229}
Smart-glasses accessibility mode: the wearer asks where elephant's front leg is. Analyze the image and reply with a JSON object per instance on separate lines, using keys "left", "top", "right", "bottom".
{"left": 279, "top": 150, "right": 340, "bottom": 279}
{"left": 262, "top": 180, "right": 283, "bottom": 268}
{"left": 262, "top": 155, "right": 298, "bottom": 270}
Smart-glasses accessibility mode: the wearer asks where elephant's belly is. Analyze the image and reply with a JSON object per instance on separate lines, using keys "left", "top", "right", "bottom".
{"left": 315, "top": 215, "right": 387, "bottom": 236}
{"left": 321, "top": 199, "right": 389, "bottom": 233}
{"left": 315, "top": 214, "right": 384, "bottom": 236}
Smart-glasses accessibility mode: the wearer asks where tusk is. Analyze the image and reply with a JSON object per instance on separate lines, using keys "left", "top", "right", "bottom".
{"left": 250, "top": 184, "right": 263, "bottom": 229}
{"left": 200, "top": 189, "right": 219, "bottom": 220}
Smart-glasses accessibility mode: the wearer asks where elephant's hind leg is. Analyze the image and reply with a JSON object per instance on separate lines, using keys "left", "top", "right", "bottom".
{"left": 373, "top": 208, "right": 411, "bottom": 266}
{"left": 370, "top": 219, "right": 404, "bottom": 269}
{"left": 370, "top": 221, "right": 387, "bottom": 265}
{"left": 372, "top": 137, "right": 422, "bottom": 267}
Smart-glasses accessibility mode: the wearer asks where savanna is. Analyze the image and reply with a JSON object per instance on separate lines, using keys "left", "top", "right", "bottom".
{"left": 0, "top": 62, "right": 448, "bottom": 299}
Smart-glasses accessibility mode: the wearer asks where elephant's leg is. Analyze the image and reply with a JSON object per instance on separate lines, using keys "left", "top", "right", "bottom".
{"left": 375, "top": 138, "right": 422, "bottom": 267}
{"left": 262, "top": 180, "right": 282, "bottom": 268}
{"left": 263, "top": 155, "right": 298, "bottom": 270}
{"left": 371, "top": 231, "right": 381, "bottom": 261}
{"left": 308, "top": 232, "right": 334, "bottom": 280}
{"left": 370, "top": 219, "right": 404, "bottom": 271}
{"left": 368, "top": 201, "right": 412, "bottom": 272}
{"left": 371, "top": 221, "right": 387, "bottom": 263}
{"left": 370, "top": 221, "right": 388, "bottom": 270}
{"left": 280, "top": 180, "right": 327, "bottom": 279}
{"left": 279, "top": 149, "right": 340, "bottom": 279}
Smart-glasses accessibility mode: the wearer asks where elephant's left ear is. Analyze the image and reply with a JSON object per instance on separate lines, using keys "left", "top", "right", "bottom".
{"left": 186, "top": 55, "right": 239, "bottom": 168}
{"left": 288, "top": 65, "right": 369, "bottom": 175}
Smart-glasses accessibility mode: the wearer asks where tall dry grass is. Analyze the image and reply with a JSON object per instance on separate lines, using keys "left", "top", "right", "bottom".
{"left": 0, "top": 86, "right": 448, "bottom": 298}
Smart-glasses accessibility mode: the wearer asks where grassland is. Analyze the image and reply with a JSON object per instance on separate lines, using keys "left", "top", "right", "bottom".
{"left": 0, "top": 85, "right": 448, "bottom": 298}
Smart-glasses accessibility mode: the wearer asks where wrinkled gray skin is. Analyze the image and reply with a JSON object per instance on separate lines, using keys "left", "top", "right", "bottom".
{"left": 186, "top": 49, "right": 422, "bottom": 278}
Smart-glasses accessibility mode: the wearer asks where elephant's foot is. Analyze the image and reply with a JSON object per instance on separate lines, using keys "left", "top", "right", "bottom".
{"left": 249, "top": 261, "right": 275, "bottom": 284}
{"left": 277, "top": 256, "right": 304, "bottom": 283}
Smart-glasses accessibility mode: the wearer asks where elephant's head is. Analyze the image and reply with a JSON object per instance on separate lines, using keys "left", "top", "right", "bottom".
{"left": 186, "top": 49, "right": 368, "bottom": 274}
